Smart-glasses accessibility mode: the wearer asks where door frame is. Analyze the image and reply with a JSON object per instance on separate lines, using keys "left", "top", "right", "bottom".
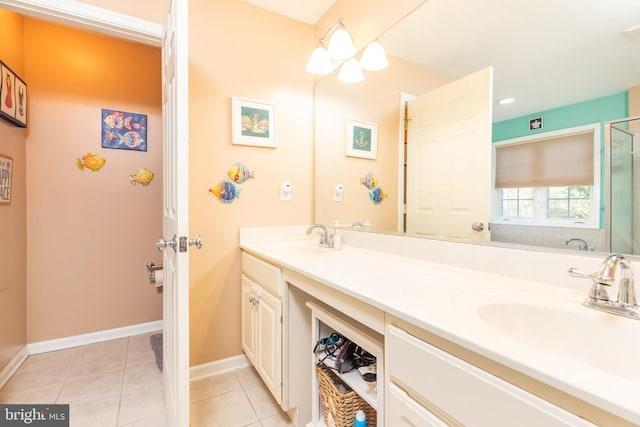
{"left": 0, "top": 0, "right": 162, "bottom": 47}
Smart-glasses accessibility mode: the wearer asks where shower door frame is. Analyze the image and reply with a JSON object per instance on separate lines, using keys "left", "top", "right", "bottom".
{"left": 605, "top": 115, "right": 640, "bottom": 254}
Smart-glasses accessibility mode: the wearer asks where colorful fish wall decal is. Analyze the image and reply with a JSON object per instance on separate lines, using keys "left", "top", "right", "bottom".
{"left": 360, "top": 172, "right": 388, "bottom": 204}
{"left": 369, "top": 186, "right": 388, "bottom": 204}
{"left": 129, "top": 168, "right": 154, "bottom": 186}
{"left": 360, "top": 172, "right": 378, "bottom": 190}
{"left": 76, "top": 152, "right": 106, "bottom": 172}
{"left": 228, "top": 162, "right": 255, "bottom": 184}
{"left": 209, "top": 179, "right": 241, "bottom": 204}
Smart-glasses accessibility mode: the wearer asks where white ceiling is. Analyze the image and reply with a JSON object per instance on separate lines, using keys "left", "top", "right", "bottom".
{"left": 249, "top": 0, "right": 640, "bottom": 122}
{"left": 244, "top": 0, "right": 334, "bottom": 25}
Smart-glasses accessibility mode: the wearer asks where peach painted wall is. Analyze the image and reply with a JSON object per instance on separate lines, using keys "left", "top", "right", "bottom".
{"left": 315, "top": 56, "right": 452, "bottom": 230}
{"left": 187, "top": 0, "right": 315, "bottom": 366}
{"left": 24, "top": 19, "right": 163, "bottom": 342}
{"left": 0, "top": 10, "right": 27, "bottom": 372}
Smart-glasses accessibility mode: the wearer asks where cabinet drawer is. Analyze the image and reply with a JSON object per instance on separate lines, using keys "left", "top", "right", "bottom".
{"left": 387, "top": 383, "right": 448, "bottom": 427}
{"left": 242, "top": 252, "right": 283, "bottom": 297}
{"left": 387, "top": 325, "right": 594, "bottom": 427}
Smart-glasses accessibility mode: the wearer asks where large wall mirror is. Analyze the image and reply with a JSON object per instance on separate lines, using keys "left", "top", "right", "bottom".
{"left": 315, "top": 0, "right": 640, "bottom": 255}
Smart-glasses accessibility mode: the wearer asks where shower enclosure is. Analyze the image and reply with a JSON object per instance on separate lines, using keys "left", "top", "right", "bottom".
{"left": 606, "top": 116, "right": 640, "bottom": 254}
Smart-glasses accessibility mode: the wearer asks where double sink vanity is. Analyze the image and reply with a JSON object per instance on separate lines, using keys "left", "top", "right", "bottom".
{"left": 239, "top": 225, "right": 640, "bottom": 426}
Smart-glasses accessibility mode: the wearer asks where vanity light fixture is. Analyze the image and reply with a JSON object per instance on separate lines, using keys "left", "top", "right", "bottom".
{"left": 326, "top": 20, "right": 356, "bottom": 61}
{"left": 306, "top": 18, "right": 355, "bottom": 74}
{"left": 306, "top": 42, "right": 333, "bottom": 75}
{"left": 338, "top": 57, "right": 364, "bottom": 83}
{"left": 360, "top": 40, "right": 388, "bottom": 71}
{"left": 306, "top": 18, "right": 388, "bottom": 82}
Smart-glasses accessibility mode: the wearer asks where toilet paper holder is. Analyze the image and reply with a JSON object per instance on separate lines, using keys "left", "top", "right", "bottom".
{"left": 145, "top": 261, "right": 163, "bottom": 282}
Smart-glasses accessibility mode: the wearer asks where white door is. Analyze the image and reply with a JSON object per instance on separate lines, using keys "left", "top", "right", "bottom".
{"left": 406, "top": 67, "right": 493, "bottom": 241}
{"left": 160, "top": 0, "right": 191, "bottom": 425}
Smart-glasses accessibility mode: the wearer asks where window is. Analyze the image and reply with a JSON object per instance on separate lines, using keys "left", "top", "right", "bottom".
{"left": 492, "top": 124, "right": 600, "bottom": 228}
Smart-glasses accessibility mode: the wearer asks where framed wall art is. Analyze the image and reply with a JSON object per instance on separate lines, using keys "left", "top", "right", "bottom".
{"left": 346, "top": 118, "right": 377, "bottom": 159}
{"left": 0, "top": 62, "right": 27, "bottom": 128}
{"left": 101, "top": 108, "right": 147, "bottom": 152}
{"left": 0, "top": 154, "right": 13, "bottom": 204}
{"left": 231, "top": 97, "right": 276, "bottom": 147}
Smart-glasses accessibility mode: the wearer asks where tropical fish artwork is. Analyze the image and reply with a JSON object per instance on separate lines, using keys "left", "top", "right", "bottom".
{"left": 369, "top": 186, "right": 388, "bottom": 204}
{"left": 129, "top": 168, "right": 154, "bottom": 186}
{"left": 76, "top": 152, "right": 106, "bottom": 172}
{"left": 360, "top": 172, "right": 378, "bottom": 190}
{"left": 209, "top": 179, "right": 242, "bottom": 204}
{"left": 101, "top": 109, "right": 148, "bottom": 152}
{"left": 228, "top": 162, "right": 255, "bottom": 184}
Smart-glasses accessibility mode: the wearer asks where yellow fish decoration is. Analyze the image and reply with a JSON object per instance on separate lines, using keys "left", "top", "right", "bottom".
{"left": 228, "top": 162, "right": 255, "bottom": 184}
{"left": 129, "top": 168, "right": 154, "bottom": 186}
{"left": 76, "top": 152, "right": 106, "bottom": 172}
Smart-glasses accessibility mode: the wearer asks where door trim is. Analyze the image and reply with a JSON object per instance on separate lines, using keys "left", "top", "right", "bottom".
{"left": 0, "top": 0, "right": 162, "bottom": 46}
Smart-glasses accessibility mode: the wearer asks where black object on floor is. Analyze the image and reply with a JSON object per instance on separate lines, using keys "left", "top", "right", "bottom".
{"left": 150, "top": 333, "right": 163, "bottom": 371}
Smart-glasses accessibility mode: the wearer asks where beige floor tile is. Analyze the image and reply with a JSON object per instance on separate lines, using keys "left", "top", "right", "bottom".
{"left": 244, "top": 381, "right": 280, "bottom": 420}
{"left": 235, "top": 365, "right": 261, "bottom": 387}
{"left": 190, "top": 389, "right": 258, "bottom": 427}
{"left": 70, "top": 395, "right": 119, "bottom": 427}
{"left": 118, "top": 383, "right": 165, "bottom": 425}
{"left": 57, "top": 369, "right": 123, "bottom": 406}
{"left": 126, "top": 333, "right": 159, "bottom": 367}
{"left": 0, "top": 364, "right": 68, "bottom": 394}
{"left": 19, "top": 347, "right": 79, "bottom": 374}
{"left": 123, "top": 361, "right": 162, "bottom": 393}
{"left": 261, "top": 411, "right": 296, "bottom": 427}
{"left": 67, "top": 346, "right": 127, "bottom": 381}
{"left": 190, "top": 372, "right": 241, "bottom": 403}
{"left": 0, "top": 383, "right": 61, "bottom": 404}
{"left": 119, "top": 412, "right": 168, "bottom": 427}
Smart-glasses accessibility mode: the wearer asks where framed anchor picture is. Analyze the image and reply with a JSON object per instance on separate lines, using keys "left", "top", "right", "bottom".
{"left": 346, "top": 118, "right": 377, "bottom": 159}
{"left": 0, "top": 61, "right": 27, "bottom": 128}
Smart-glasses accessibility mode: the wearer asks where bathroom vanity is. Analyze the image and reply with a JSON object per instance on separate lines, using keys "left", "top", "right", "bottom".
{"left": 240, "top": 226, "right": 640, "bottom": 427}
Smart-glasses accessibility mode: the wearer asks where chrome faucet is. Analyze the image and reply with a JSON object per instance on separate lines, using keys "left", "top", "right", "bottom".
{"left": 306, "top": 224, "right": 333, "bottom": 248}
{"left": 568, "top": 254, "right": 640, "bottom": 319}
{"left": 562, "top": 237, "right": 593, "bottom": 251}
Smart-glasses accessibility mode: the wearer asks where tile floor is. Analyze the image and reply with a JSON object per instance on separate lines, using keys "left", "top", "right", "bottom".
{"left": 0, "top": 332, "right": 295, "bottom": 427}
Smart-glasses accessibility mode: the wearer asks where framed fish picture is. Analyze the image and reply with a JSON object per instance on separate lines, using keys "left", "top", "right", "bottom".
{"left": 231, "top": 97, "right": 276, "bottom": 148}
{"left": 101, "top": 108, "right": 147, "bottom": 152}
{"left": 0, "top": 61, "right": 27, "bottom": 128}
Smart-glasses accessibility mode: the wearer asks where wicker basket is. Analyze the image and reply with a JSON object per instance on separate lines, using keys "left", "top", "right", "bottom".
{"left": 316, "top": 364, "right": 377, "bottom": 427}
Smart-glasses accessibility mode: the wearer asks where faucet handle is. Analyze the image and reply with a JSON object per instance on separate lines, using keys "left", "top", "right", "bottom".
{"left": 567, "top": 267, "right": 610, "bottom": 301}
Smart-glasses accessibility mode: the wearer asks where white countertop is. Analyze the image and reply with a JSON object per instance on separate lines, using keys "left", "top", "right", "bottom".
{"left": 240, "top": 227, "right": 640, "bottom": 425}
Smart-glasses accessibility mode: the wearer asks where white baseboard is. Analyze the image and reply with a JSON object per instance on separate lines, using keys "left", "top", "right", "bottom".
{"left": 190, "top": 354, "right": 249, "bottom": 382}
{"left": 0, "top": 346, "right": 28, "bottom": 390}
{"left": 27, "top": 320, "right": 163, "bottom": 355}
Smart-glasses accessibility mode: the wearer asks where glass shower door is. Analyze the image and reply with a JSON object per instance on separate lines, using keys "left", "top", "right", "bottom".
{"left": 608, "top": 117, "right": 640, "bottom": 254}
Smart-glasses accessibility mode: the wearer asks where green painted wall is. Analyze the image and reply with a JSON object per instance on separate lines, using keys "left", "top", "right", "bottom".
{"left": 493, "top": 91, "right": 628, "bottom": 142}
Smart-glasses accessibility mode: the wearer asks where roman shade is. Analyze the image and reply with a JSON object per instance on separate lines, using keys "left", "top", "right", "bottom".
{"left": 495, "top": 130, "right": 594, "bottom": 188}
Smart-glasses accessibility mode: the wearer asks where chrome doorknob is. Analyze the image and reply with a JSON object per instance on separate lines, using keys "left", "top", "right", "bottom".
{"left": 188, "top": 235, "right": 203, "bottom": 249}
{"left": 471, "top": 222, "right": 485, "bottom": 232}
{"left": 156, "top": 235, "right": 177, "bottom": 252}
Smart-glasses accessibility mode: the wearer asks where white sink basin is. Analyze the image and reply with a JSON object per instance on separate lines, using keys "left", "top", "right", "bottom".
{"left": 456, "top": 288, "right": 640, "bottom": 381}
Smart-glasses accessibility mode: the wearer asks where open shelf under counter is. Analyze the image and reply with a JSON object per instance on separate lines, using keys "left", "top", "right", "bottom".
{"left": 307, "top": 301, "right": 384, "bottom": 427}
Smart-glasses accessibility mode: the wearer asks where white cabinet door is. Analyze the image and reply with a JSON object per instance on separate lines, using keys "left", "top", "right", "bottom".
{"left": 387, "top": 383, "right": 449, "bottom": 427}
{"left": 256, "top": 288, "right": 282, "bottom": 404}
{"left": 241, "top": 275, "right": 258, "bottom": 365}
